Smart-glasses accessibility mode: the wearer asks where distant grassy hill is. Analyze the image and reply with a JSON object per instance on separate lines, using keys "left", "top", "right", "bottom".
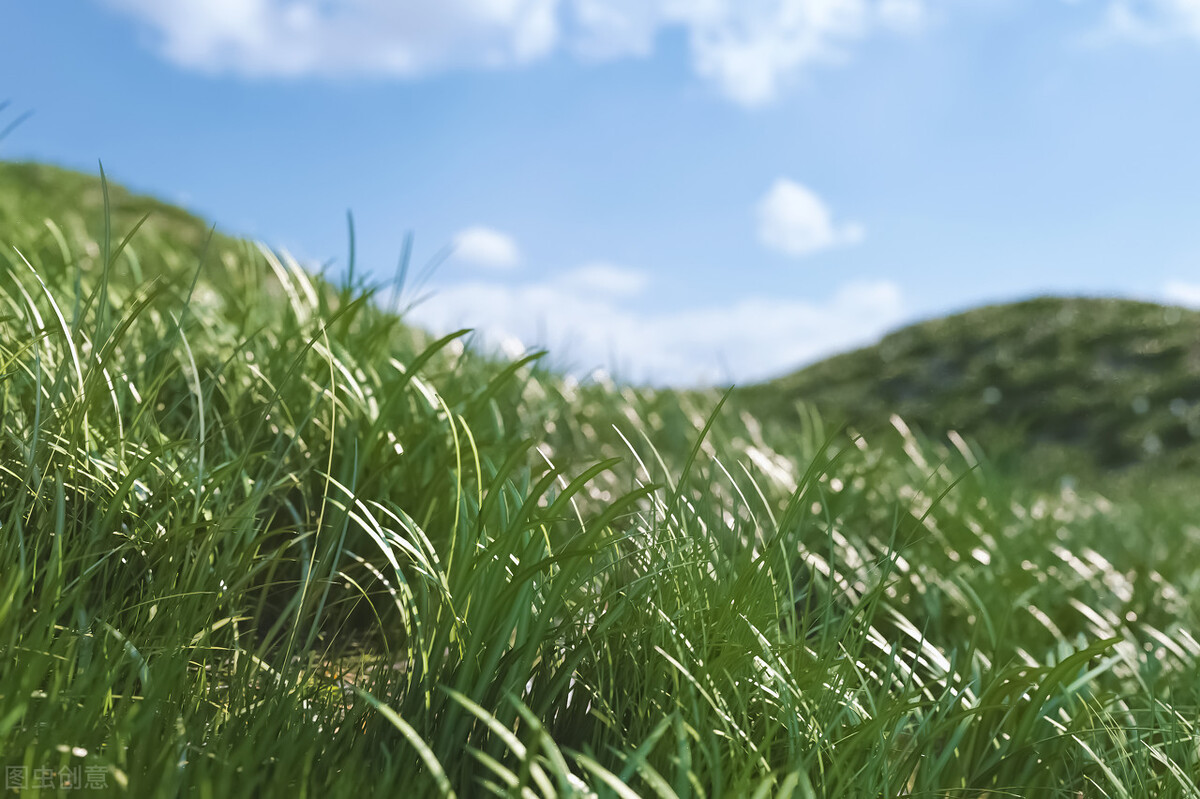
{"left": 740, "top": 296, "right": 1200, "bottom": 479}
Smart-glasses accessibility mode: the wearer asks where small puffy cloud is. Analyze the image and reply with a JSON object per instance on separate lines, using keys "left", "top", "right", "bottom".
{"left": 406, "top": 274, "right": 903, "bottom": 385}
{"left": 1164, "top": 280, "right": 1200, "bottom": 307}
{"left": 757, "top": 178, "right": 864, "bottom": 258}
{"left": 99, "top": 0, "right": 926, "bottom": 105}
{"left": 452, "top": 226, "right": 521, "bottom": 269}
{"left": 556, "top": 262, "right": 649, "bottom": 297}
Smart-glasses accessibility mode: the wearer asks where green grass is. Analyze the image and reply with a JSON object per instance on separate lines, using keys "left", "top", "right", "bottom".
{"left": 1, "top": 162, "right": 1199, "bottom": 797}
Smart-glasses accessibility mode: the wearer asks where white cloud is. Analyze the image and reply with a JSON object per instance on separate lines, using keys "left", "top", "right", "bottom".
{"left": 672, "top": 1, "right": 871, "bottom": 105}
{"left": 452, "top": 226, "right": 522, "bottom": 269}
{"left": 405, "top": 275, "right": 903, "bottom": 385}
{"left": 102, "top": 0, "right": 560, "bottom": 76}
{"left": 556, "top": 262, "right": 649, "bottom": 296}
{"left": 100, "top": 0, "right": 927, "bottom": 104}
{"left": 1164, "top": 280, "right": 1200, "bottom": 307}
{"left": 757, "top": 178, "right": 864, "bottom": 257}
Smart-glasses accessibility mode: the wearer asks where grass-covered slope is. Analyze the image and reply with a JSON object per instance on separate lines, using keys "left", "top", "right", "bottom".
{"left": 2, "top": 162, "right": 1199, "bottom": 797}
{"left": 0, "top": 161, "right": 237, "bottom": 259}
{"left": 741, "top": 297, "right": 1200, "bottom": 479}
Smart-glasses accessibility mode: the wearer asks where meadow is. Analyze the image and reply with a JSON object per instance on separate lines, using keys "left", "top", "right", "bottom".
{"left": 1, "top": 162, "right": 1198, "bottom": 797}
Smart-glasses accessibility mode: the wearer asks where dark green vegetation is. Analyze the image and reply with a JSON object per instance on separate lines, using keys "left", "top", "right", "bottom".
{"left": 741, "top": 297, "right": 1200, "bottom": 487}
{"left": 1, "top": 160, "right": 1199, "bottom": 797}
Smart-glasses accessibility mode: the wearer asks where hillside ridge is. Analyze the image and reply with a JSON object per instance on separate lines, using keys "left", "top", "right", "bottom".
{"left": 741, "top": 295, "right": 1200, "bottom": 476}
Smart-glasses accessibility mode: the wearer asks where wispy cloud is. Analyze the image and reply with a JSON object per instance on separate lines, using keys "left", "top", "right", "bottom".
{"left": 405, "top": 272, "right": 903, "bottom": 385}
{"left": 1164, "top": 280, "right": 1200, "bottom": 307}
{"left": 452, "top": 226, "right": 522, "bottom": 270}
{"left": 757, "top": 178, "right": 864, "bottom": 258}
{"left": 668, "top": 0, "right": 928, "bottom": 105}
{"left": 557, "top": 262, "right": 649, "bottom": 297}
{"left": 1090, "top": 0, "right": 1200, "bottom": 45}
{"left": 99, "top": 0, "right": 927, "bottom": 105}
{"left": 102, "top": 0, "right": 560, "bottom": 77}
{"left": 877, "top": 0, "right": 927, "bottom": 32}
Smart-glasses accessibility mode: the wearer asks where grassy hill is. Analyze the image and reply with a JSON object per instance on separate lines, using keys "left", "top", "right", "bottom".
{"left": 740, "top": 296, "right": 1200, "bottom": 484}
{"left": 2, "top": 161, "right": 1199, "bottom": 797}
{"left": 0, "top": 160, "right": 238, "bottom": 257}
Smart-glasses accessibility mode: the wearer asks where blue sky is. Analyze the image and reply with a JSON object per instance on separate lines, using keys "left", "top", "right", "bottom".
{"left": 4, "top": 0, "right": 1200, "bottom": 385}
